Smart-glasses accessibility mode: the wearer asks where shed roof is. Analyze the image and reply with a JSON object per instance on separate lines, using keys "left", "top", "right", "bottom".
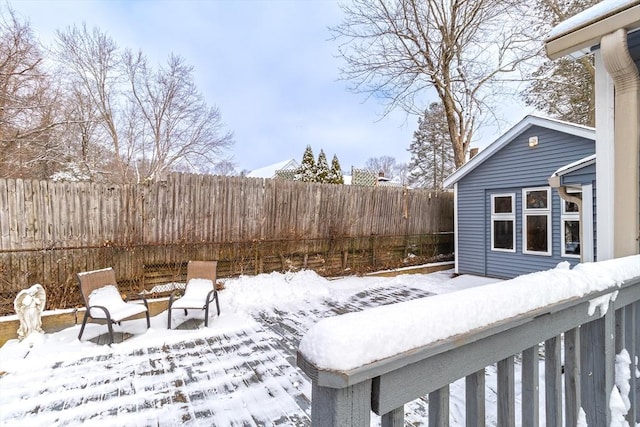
{"left": 442, "top": 115, "right": 595, "bottom": 188}
{"left": 551, "top": 154, "right": 596, "bottom": 177}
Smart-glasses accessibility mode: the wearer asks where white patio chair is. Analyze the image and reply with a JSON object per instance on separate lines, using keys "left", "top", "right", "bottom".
{"left": 167, "top": 261, "right": 220, "bottom": 329}
{"left": 77, "top": 267, "right": 150, "bottom": 345}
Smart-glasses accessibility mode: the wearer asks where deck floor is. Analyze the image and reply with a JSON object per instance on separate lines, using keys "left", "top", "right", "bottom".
{"left": 0, "top": 285, "right": 437, "bottom": 426}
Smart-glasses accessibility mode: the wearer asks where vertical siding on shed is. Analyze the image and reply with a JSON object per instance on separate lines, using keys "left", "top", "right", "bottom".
{"left": 457, "top": 125, "right": 595, "bottom": 279}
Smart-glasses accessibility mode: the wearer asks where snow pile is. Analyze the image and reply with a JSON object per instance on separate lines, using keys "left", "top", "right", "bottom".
{"left": 610, "top": 349, "right": 633, "bottom": 426}
{"left": 220, "top": 270, "right": 333, "bottom": 313}
{"left": 299, "top": 255, "right": 640, "bottom": 371}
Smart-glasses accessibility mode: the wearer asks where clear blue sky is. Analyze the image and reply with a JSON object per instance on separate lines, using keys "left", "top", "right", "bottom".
{"left": 10, "top": 0, "right": 528, "bottom": 174}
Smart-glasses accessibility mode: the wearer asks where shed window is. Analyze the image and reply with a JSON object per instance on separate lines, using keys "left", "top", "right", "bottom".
{"left": 491, "top": 194, "right": 515, "bottom": 252}
{"left": 561, "top": 189, "right": 581, "bottom": 258}
{"left": 523, "top": 187, "right": 551, "bottom": 255}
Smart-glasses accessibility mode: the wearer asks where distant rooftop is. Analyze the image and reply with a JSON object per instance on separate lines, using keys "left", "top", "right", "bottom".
{"left": 247, "top": 159, "right": 299, "bottom": 179}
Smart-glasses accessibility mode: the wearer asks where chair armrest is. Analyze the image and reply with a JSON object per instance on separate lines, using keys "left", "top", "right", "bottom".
{"left": 167, "top": 290, "right": 184, "bottom": 308}
{"left": 87, "top": 305, "right": 113, "bottom": 323}
{"left": 206, "top": 289, "right": 218, "bottom": 304}
{"left": 124, "top": 293, "right": 149, "bottom": 310}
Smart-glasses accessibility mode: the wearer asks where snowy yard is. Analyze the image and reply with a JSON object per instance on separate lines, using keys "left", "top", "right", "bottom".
{"left": 1, "top": 258, "right": 638, "bottom": 426}
{"left": 0, "top": 267, "right": 503, "bottom": 426}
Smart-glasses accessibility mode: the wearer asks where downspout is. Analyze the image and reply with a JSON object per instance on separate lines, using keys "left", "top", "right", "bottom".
{"left": 600, "top": 28, "right": 640, "bottom": 257}
{"left": 549, "top": 176, "right": 584, "bottom": 262}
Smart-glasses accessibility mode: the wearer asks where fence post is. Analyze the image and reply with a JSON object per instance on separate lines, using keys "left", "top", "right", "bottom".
{"left": 310, "top": 380, "right": 372, "bottom": 427}
{"left": 580, "top": 299, "right": 615, "bottom": 426}
{"left": 381, "top": 405, "right": 404, "bottom": 427}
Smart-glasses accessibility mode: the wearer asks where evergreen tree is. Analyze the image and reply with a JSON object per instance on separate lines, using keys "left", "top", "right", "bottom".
{"left": 296, "top": 145, "right": 316, "bottom": 182}
{"left": 316, "top": 149, "right": 330, "bottom": 183}
{"left": 408, "top": 102, "right": 455, "bottom": 190}
{"left": 329, "top": 154, "right": 344, "bottom": 184}
{"left": 522, "top": 0, "right": 598, "bottom": 126}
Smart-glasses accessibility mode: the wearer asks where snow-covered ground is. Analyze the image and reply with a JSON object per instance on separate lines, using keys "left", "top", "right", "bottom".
{"left": 0, "top": 256, "right": 638, "bottom": 426}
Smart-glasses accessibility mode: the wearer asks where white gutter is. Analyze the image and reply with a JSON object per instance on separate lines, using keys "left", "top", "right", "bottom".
{"left": 600, "top": 28, "right": 640, "bottom": 257}
{"left": 546, "top": 2, "right": 640, "bottom": 59}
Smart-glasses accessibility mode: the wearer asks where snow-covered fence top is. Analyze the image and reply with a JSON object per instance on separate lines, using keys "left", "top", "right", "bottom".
{"left": 298, "top": 255, "right": 640, "bottom": 426}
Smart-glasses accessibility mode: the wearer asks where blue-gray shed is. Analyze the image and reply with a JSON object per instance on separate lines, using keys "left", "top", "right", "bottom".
{"left": 443, "top": 115, "right": 595, "bottom": 279}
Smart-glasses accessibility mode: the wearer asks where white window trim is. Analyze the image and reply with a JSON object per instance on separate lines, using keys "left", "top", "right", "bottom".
{"left": 522, "top": 187, "right": 552, "bottom": 256}
{"left": 454, "top": 183, "right": 459, "bottom": 273}
{"left": 561, "top": 188, "right": 581, "bottom": 259}
{"left": 491, "top": 193, "right": 515, "bottom": 253}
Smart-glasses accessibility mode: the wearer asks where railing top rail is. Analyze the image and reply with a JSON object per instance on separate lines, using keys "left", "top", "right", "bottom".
{"left": 297, "top": 256, "right": 640, "bottom": 389}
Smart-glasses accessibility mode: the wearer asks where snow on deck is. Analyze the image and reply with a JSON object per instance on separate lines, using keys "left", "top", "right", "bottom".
{"left": 0, "top": 269, "right": 465, "bottom": 426}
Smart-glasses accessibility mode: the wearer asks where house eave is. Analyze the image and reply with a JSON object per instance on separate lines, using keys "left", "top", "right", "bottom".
{"left": 545, "top": 2, "right": 640, "bottom": 60}
{"left": 551, "top": 154, "right": 597, "bottom": 178}
{"left": 442, "top": 115, "right": 595, "bottom": 188}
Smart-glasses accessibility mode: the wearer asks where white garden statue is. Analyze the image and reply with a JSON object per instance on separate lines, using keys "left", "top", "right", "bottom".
{"left": 13, "top": 284, "right": 46, "bottom": 341}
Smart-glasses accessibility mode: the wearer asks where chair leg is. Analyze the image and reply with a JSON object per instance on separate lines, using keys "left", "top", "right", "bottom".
{"left": 168, "top": 308, "right": 172, "bottom": 329}
{"left": 204, "top": 303, "right": 210, "bottom": 327}
{"left": 145, "top": 311, "right": 150, "bottom": 329}
{"left": 107, "top": 321, "right": 114, "bottom": 346}
{"left": 78, "top": 310, "right": 90, "bottom": 341}
{"left": 214, "top": 292, "right": 220, "bottom": 316}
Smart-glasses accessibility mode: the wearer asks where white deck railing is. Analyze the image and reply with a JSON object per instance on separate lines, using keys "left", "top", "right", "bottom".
{"left": 298, "top": 259, "right": 639, "bottom": 426}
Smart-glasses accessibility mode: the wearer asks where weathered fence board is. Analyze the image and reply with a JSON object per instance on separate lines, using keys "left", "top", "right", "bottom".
{"left": 0, "top": 174, "right": 453, "bottom": 314}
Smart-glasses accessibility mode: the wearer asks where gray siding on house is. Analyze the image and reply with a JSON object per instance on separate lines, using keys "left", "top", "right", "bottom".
{"left": 457, "top": 125, "right": 595, "bottom": 279}
{"left": 560, "top": 163, "right": 595, "bottom": 186}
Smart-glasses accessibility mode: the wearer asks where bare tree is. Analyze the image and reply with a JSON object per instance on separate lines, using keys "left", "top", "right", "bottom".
{"left": 365, "top": 155, "right": 397, "bottom": 178}
{"left": 210, "top": 158, "right": 237, "bottom": 176}
{"left": 124, "top": 52, "right": 233, "bottom": 181}
{"left": 0, "top": 7, "right": 64, "bottom": 178}
{"left": 55, "top": 24, "right": 233, "bottom": 183}
{"left": 55, "top": 24, "right": 147, "bottom": 183}
{"left": 332, "top": 0, "right": 537, "bottom": 167}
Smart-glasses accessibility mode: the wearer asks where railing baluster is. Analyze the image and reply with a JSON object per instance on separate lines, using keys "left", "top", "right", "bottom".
{"left": 545, "top": 336, "right": 562, "bottom": 427}
{"left": 626, "top": 302, "right": 638, "bottom": 425}
{"left": 298, "top": 275, "right": 640, "bottom": 427}
{"left": 564, "top": 328, "right": 580, "bottom": 427}
{"left": 522, "top": 346, "right": 539, "bottom": 427}
{"left": 497, "top": 356, "right": 515, "bottom": 427}
{"left": 466, "top": 369, "right": 485, "bottom": 427}
{"left": 615, "top": 307, "right": 625, "bottom": 353}
{"left": 381, "top": 405, "right": 404, "bottom": 427}
{"left": 580, "top": 300, "right": 615, "bottom": 426}
{"left": 428, "top": 385, "right": 449, "bottom": 427}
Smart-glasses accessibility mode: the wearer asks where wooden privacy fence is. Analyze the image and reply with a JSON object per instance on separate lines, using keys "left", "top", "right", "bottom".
{"left": 0, "top": 174, "right": 453, "bottom": 313}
